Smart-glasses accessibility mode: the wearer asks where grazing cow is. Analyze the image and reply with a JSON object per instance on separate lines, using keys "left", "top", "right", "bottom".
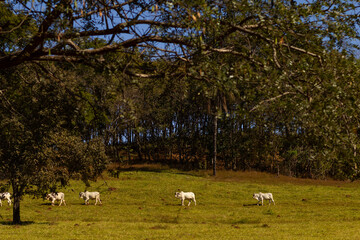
{"left": 175, "top": 191, "right": 196, "bottom": 206}
{"left": 253, "top": 192, "right": 275, "bottom": 206}
{"left": 79, "top": 191, "right": 102, "bottom": 205}
{"left": 0, "top": 192, "right": 11, "bottom": 206}
{"left": 46, "top": 192, "right": 66, "bottom": 206}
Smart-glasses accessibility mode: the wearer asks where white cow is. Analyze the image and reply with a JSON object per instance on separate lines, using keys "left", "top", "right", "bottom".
{"left": 0, "top": 192, "right": 11, "bottom": 206}
{"left": 175, "top": 191, "right": 196, "bottom": 206}
{"left": 79, "top": 191, "right": 102, "bottom": 205}
{"left": 253, "top": 192, "right": 275, "bottom": 206}
{"left": 46, "top": 192, "right": 66, "bottom": 206}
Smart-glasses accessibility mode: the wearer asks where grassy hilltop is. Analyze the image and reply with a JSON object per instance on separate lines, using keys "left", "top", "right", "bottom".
{"left": 1, "top": 165, "right": 360, "bottom": 240}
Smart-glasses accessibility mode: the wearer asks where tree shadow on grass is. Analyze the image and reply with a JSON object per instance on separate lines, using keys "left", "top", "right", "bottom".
{"left": 243, "top": 203, "right": 259, "bottom": 207}
{"left": 41, "top": 202, "right": 87, "bottom": 206}
{"left": 121, "top": 166, "right": 165, "bottom": 173}
{"left": 0, "top": 221, "right": 35, "bottom": 226}
{"left": 164, "top": 203, "right": 182, "bottom": 206}
{"left": 173, "top": 171, "right": 204, "bottom": 178}
{"left": 40, "top": 203, "right": 53, "bottom": 206}
{"left": 0, "top": 220, "right": 61, "bottom": 226}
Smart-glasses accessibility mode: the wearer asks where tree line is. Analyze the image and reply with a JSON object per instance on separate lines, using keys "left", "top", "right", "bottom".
{"left": 2, "top": 0, "right": 360, "bottom": 223}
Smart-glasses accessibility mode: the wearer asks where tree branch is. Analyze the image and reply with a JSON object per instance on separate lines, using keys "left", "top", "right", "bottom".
{"left": 206, "top": 47, "right": 264, "bottom": 67}
{"left": 250, "top": 92, "right": 297, "bottom": 112}
{"left": 0, "top": 14, "right": 29, "bottom": 34}
{"left": 0, "top": 0, "right": 72, "bottom": 69}
{"left": 230, "top": 24, "right": 322, "bottom": 60}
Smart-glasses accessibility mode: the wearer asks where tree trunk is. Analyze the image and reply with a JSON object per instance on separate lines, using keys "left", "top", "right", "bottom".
{"left": 177, "top": 121, "right": 183, "bottom": 165}
{"left": 213, "top": 115, "right": 217, "bottom": 176}
{"left": 127, "top": 128, "right": 132, "bottom": 163}
{"left": 135, "top": 132, "right": 143, "bottom": 162}
{"left": 12, "top": 184, "right": 21, "bottom": 224}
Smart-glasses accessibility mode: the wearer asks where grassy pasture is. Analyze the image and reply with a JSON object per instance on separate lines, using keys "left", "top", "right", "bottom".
{"left": 1, "top": 165, "right": 360, "bottom": 239}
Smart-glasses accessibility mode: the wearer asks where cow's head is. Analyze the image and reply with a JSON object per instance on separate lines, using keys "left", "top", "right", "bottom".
{"left": 45, "top": 194, "right": 52, "bottom": 200}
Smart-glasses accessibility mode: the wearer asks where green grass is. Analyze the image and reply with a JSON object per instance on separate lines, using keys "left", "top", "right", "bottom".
{"left": 1, "top": 166, "right": 360, "bottom": 239}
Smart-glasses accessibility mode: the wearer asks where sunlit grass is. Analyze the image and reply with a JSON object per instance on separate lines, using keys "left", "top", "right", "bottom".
{"left": 1, "top": 166, "right": 360, "bottom": 239}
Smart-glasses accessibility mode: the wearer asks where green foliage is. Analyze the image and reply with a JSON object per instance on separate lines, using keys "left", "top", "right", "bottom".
{"left": 0, "top": 2, "right": 37, "bottom": 52}
{"left": 42, "top": 131, "right": 108, "bottom": 188}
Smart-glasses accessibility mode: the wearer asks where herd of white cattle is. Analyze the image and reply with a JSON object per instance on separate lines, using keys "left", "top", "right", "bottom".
{"left": 0, "top": 190, "right": 275, "bottom": 207}
{"left": 0, "top": 191, "right": 103, "bottom": 206}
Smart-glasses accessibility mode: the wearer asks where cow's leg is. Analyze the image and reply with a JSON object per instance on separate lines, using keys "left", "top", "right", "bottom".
{"left": 0, "top": 199, "right": 2, "bottom": 207}
{"left": 188, "top": 200, "right": 191, "bottom": 206}
{"left": 8, "top": 198, "right": 11, "bottom": 206}
{"left": 193, "top": 198, "right": 196, "bottom": 206}
{"left": 52, "top": 200, "right": 55, "bottom": 206}
{"left": 59, "top": 199, "right": 62, "bottom": 206}
{"left": 181, "top": 199, "right": 184, "bottom": 206}
{"left": 63, "top": 199, "right": 66, "bottom": 206}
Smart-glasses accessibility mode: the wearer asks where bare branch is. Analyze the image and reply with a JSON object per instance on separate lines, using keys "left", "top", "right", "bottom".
{"left": 125, "top": 71, "right": 162, "bottom": 78}
{"left": 230, "top": 24, "right": 322, "bottom": 59}
{"left": 250, "top": 92, "right": 297, "bottom": 112}
{"left": 63, "top": 39, "right": 81, "bottom": 51}
{"left": 206, "top": 47, "right": 264, "bottom": 67}
{"left": 72, "top": 0, "right": 136, "bottom": 20}
{"left": 0, "top": 14, "right": 29, "bottom": 34}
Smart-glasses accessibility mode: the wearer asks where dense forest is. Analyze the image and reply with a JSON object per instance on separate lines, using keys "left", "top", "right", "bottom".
{"left": 2, "top": 0, "right": 360, "bottom": 223}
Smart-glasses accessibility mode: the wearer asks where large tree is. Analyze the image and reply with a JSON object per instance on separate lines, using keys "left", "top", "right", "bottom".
{"left": 0, "top": 62, "right": 109, "bottom": 224}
